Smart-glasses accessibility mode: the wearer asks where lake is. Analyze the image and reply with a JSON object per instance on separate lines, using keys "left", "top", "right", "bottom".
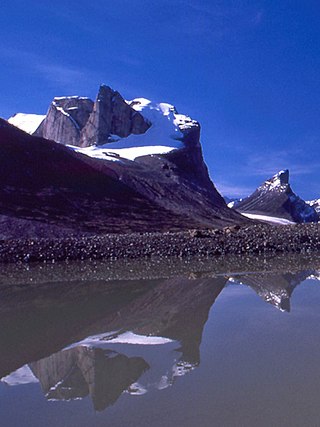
{"left": 1, "top": 253, "right": 320, "bottom": 427}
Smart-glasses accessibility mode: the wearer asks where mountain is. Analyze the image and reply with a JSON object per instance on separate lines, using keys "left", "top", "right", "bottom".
{"left": 229, "top": 169, "right": 318, "bottom": 224}
{"left": 1, "top": 85, "right": 247, "bottom": 239}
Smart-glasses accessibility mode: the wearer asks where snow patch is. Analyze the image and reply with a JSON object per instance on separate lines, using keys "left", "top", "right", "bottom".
{"left": 8, "top": 113, "right": 45, "bottom": 134}
{"left": 240, "top": 213, "right": 295, "bottom": 225}
{"left": 129, "top": 98, "right": 197, "bottom": 131}
{"left": 67, "top": 331, "right": 174, "bottom": 348}
{"left": 306, "top": 199, "right": 320, "bottom": 214}
{"left": 126, "top": 382, "right": 148, "bottom": 395}
{"left": 228, "top": 199, "right": 242, "bottom": 208}
{"left": 104, "top": 331, "right": 174, "bottom": 345}
{"left": 1, "top": 365, "right": 39, "bottom": 386}
{"left": 54, "top": 96, "right": 91, "bottom": 101}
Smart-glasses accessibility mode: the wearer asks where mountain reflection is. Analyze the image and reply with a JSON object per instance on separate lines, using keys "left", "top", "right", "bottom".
{"left": 230, "top": 271, "right": 313, "bottom": 311}
{"left": 1, "top": 254, "right": 320, "bottom": 410}
{"left": 30, "top": 347, "right": 149, "bottom": 411}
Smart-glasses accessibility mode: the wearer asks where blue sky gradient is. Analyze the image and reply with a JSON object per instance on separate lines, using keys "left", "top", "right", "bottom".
{"left": 2, "top": 1, "right": 320, "bottom": 199}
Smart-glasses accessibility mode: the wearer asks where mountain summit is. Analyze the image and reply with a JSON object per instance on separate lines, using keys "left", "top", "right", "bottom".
{"left": 229, "top": 170, "right": 318, "bottom": 224}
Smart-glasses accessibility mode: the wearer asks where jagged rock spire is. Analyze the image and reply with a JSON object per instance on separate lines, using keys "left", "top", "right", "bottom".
{"left": 79, "top": 85, "right": 150, "bottom": 147}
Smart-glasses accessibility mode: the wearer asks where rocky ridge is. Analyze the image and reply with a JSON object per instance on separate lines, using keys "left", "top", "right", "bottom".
{"left": 10, "top": 85, "right": 151, "bottom": 147}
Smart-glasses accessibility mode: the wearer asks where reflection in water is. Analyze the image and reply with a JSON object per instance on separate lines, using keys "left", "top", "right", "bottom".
{"left": 229, "top": 271, "right": 313, "bottom": 312}
{"left": 30, "top": 347, "right": 149, "bottom": 411}
{"left": 1, "top": 253, "right": 320, "bottom": 413}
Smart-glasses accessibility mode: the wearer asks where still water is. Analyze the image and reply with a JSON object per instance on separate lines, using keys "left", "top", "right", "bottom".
{"left": 1, "top": 254, "right": 320, "bottom": 427}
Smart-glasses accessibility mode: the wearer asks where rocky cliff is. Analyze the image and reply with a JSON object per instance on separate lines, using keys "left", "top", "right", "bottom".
{"left": 10, "top": 85, "right": 150, "bottom": 147}
{"left": 35, "top": 96, "right": 94, "bottom": 146}
{"left": 30, "top": 347, "right": 149, "bottom": 410}
{"left": 79, "top": 85, "right": 150, "bottom": 147}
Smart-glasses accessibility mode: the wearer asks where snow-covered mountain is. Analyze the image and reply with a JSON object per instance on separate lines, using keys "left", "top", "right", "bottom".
{"left": 229, "top": 169, "right": 319, "bottom": 224}
{"left": 1, "top": 84, "right": 247, "bottom": 239}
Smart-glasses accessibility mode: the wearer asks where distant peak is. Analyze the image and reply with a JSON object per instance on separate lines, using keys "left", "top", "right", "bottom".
{"left": 260, "top": 169, "right": 289, "bottom": 191}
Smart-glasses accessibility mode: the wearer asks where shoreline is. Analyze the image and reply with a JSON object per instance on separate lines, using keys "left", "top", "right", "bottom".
{"left": 1, "top": 223, "right": 320, "bottom": 264}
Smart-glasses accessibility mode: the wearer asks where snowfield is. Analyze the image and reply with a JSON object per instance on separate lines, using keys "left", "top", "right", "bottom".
{"left": 8, "top": 113, "right": 45, "bottom": 134}
{"left": 240, "top": 212, "right": 295, "bottom": 225}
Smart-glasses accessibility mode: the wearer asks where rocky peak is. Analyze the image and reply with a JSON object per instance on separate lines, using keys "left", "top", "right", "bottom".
{"left": 10, "top": 86, "right": 151, "bottom": 148}
{"left": 79, "top": 85, "right": 150, "bottom": 147}
{"left": 230, "top": 169, "right": 319, "bottom": 223}
{"left": 34, "top": 96, "right": 94, "bottom": 146}
{"left": 259, "top": 169, "right": 289, "bottom": 193}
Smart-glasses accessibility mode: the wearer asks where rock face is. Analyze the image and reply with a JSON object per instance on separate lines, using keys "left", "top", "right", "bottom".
{"left": 22, "top": 85, "right": 150, "bottom": 147}
{"left": 0, "top": 85, "right": 248, "bottom": 238}
{"left": 230, "top": 170, "right": 319, "bottom": 223}
{"left": 30, "top": 347, "right": 149, "bottom": 411}
{"left": 79, "top": 85, "right": 150, "bottom": 147}
{"left": 35, "top": 96, "right": 94, "bottom": 146}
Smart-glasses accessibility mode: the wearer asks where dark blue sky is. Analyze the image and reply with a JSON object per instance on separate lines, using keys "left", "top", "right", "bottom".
{"left": 2, "top": 1, "right": 320, "bottom": 199}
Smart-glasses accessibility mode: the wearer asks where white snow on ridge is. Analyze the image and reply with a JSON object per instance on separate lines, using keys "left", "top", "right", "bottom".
{"left": 259, "top": 170, "right": 289, "bottom": 193}
{"left": 1, "top": 365, "right": 39, "bottom": 386}
{"left": 54, "top": 96, "right": 90, "bottom": 101}
{"left": 129, "top": 98, "right": 197, "bottom": 131}
{"left": 73, "top": 97, "right": 193, "bottom": 161}
{"left": 8, "top": 113, "right": 45, "bottom": 134}
{"left": 105, "top": 331, "right": 174, "bottom": 345}
{"left": 306, "top": 198, "right": 320, "bottom": 213}
{"left": 240, "top": 212, "right": 295, "bottom": 225}
{"left": 66, "top": 331, "right": 174, "bottom": 349}
{"left": 73, "top": 143, "right": 182, "bottom": 162}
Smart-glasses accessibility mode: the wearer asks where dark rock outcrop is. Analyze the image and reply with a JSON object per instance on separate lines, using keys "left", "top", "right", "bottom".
{"left": 230, "top": 170, "right": 318, "bottom": 223}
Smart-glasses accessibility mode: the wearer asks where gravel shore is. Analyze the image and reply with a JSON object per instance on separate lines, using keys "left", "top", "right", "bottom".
{"left": 1, "top": 223, "right": 320, "bottom": 264}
